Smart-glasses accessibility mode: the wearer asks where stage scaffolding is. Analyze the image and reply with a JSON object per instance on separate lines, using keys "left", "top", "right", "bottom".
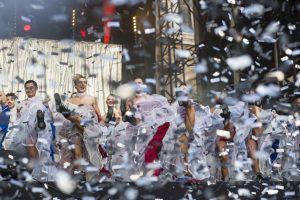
{"left": 154, "top": 0, "right": 191, "bottom": 101}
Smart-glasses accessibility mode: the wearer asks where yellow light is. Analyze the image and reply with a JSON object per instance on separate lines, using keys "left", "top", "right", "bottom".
{"left": 72, "top": 23, "right": 75, "bottom": 26}
{"left": 72, "top": 10, "right": 75, "bottom": 13}
{"left": 133, "top": 16, "right": 136, "bottom": 19}
{"left": 72, "top": 19, "right": 75, "bottom": 23}
{"left": 133, "top": 22, "right": 136, "bottom": 26}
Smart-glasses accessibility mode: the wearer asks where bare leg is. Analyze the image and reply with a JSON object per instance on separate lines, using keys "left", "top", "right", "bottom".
{"left": 74, "top": 136, "right": 83, "bottom": 160}
{"left": 69, "top": 116, "right": 84, "bottom": 134}
{"left": 179, "top": 133, "right": 189, "bottom": 175}
{"left": 247, "top": 137, "right": 260, "bottom": 174}
{"left": 217, "top": 121, "right": 235, "bottom": 180}
{"left": 217, "top": 139, "right": 229, "bottom": 179}
{"left": 248, "top": 124, "right": 263, "bottom": 173}
{"left": 27, "top": 145, "right": 39, "bottom": 159}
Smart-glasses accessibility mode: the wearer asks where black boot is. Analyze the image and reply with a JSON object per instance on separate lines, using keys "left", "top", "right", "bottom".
{"left": 36, "top": 110, "right": 46, "bottom": 129}
{"left": 54, "top": 93, "right": 71, "bottom": 118}
{"left": 256, "top": 172, "right": 268, "bottom": 181}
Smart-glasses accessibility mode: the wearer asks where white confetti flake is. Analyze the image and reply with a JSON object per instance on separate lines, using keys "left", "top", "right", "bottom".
{"left": 175, "top": 49, "right": 191, "bottom": 58}
{"left": 117, "top": 142, "right": 125, "bottom": 148}
{"left": 116, "top": 84, "right": 135, "bottom": 99}
{"left": 107, "top": 21, "right": 120, "bottom": 28}
{"left": 163, "top": 13, "right": 183, "bottom": 24}
{"left": 146, "top": 162, "right": 161, "bottom": 170}
{"left": 226, "top": 55, "right": 253, "bottom": 71}
{"left": 50, "top": 14, "right": 68, "bottom": 22}
{"left": 266, "top": 71, "right": 285, "bottom": 81}
{"left": 216, "top": 130, "right": 231, "bottom": 139}
{"left": 135, "top": 176, "right": 158, "bottom": 186}
{"left": 238, "top": 188, "right": 251, "bottom": 197}
{"left": 145, "top": 28, "right": 155, "bottom": 34}
{"left": 55, "top": 170, "right": 77, "bottom": 194}
{"left": 31, "top": 4, "right": 44, "bottom": 10}
{"left": 242, "top": 4, "right": 264, "bottom": 19}
{"left": 32, "top": 187, "right": 45, "bottom": 193}
{"left": 21, "top": 16, "right": 31, "bottom": 23}
{"left": 285, "top": 191, "right": 296, "bottom": 197}
{"left": 267, "top": 189, "right": 279, "bottom": 195}
{"left": 194, "top": 60, "right": 208, "bottom": 74}
{"left": 108, "top": 187, "right": 118, "bottom": 196}
{"left": 256, "top": 84, "right": 281, "bottom": 97}
{"left": 275, "top": 185, "right": 284, "bottom": 190}
{"left": 125, "top": 187, "right": 139, "bottom": 200}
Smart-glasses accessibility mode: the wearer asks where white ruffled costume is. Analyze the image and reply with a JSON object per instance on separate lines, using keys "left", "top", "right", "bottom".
{"left": 55, "top": 101, "right": 107, "bottom": 174}
{"left": 188, "top": 104, "right": 224, "bottom": 180}
{"left": 109, "top": 94, "right": 175, "bottom": 181}
{"left": 226, "top": 101, "right": 256, "bottom": 180}
{"left": 5, "top": 96, "right": 56, "bottom": 181}
{"left": 258, "top": 110, "right": 300, "bottom": 180}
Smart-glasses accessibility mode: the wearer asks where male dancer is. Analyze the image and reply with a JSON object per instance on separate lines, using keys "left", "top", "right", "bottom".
{"left": 16, "top": 80, "right": 55, "bottom": 180}
{"left": 55, "top": 74, "right": 107, "bottom": 179}
{"left": 172, "top": 84, "right": 196, "bottom": 176}
{"left": 129, "top": 78, "right": 174, "bottom": 176}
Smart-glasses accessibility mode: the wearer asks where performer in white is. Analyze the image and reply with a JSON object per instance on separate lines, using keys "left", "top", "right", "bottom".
{"left": 55, "top": 74, "right": 107, "bottom": 179}
{"left": 215, "top": 94, "right": 257, "bottom": 181}
{"left": 110, "top": 78, "right": 175, "bottom": 180}
{"left": 170, "top": 85, "right": 224, "bottom": 181}
{"left": 14, "top": 80, "right": 56, "bottom": 181}
{"left": 256, "top": 103, "right": 299, "bottom": 181}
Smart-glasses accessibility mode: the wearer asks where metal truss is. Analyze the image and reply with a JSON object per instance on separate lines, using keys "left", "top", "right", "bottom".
{"left": 155, "top": 0, "right": 189, "bottom": 100}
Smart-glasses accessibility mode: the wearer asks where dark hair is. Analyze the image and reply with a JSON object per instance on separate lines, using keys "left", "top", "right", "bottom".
{"left": 24, "top": 80, "right": 38, "bottom": 89}
{"left": 6, "top": 92, "right": 18, "bottom": 100}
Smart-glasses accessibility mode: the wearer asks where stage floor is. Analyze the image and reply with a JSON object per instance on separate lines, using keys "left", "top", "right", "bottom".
{"left": 0, "top": 180, "right": 300, "bottom": 199}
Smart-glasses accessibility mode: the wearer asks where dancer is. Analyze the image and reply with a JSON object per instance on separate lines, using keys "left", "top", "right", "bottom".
{"left": 55, "top": 74, "right": 107, "bottom": 180}
{"left": 104, "top": 94, "right": 122, "bottom": 126}
{"left": 215, "top": 94, "right": 256, "bottom": 181}
{"left": 110, "top": 78, "right": 174, "bottom": 180}
{"left": 15, "top": 80, "right": 55, "bottom": 181}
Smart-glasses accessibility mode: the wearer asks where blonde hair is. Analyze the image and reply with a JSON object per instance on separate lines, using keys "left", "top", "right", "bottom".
{"left": 73, "top": 74, "right": 87, "bottom": 85}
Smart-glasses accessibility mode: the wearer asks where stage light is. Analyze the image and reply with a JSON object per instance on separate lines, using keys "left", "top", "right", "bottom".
{"left": 72, "top": 9, "right": 76, "bottom": 28}
{"left": 23, "top": 24, "right": 31, "bottom": 31}
{"left": 133, "top": 16, "right": 137, "bottom": 33}
{"left": 80, "top": 30, "right": 86, "bottom": 38}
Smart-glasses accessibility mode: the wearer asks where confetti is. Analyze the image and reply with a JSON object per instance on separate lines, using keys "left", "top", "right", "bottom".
{"left": 226, "top": 55, "right": 253, "bottom": 71}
